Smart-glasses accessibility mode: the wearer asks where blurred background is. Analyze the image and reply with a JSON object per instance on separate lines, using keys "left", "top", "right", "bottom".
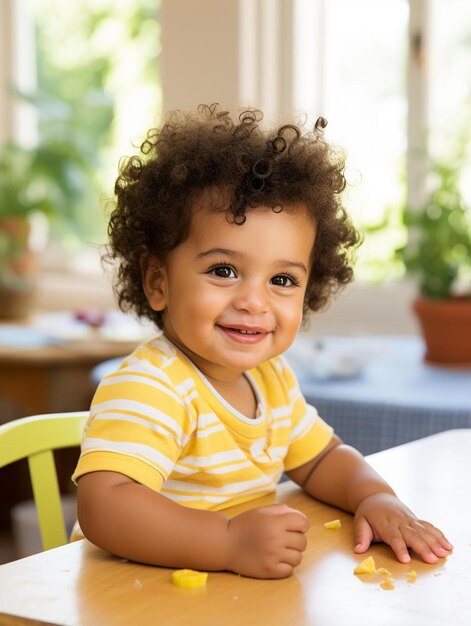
{"left": 1, "top": 0, "right": 470, "bottom": 330}
{"left": 0, "top": 0, "right": 470, "bottom": 562}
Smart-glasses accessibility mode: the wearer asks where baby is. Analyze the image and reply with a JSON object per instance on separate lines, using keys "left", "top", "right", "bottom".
{"left": 73, "top": 104, "right": 452, "bottom": 578}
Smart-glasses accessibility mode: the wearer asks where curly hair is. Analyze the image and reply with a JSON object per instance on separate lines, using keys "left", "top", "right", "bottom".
{"left": 107, "top": 103, "right": 361, "bottom": 328}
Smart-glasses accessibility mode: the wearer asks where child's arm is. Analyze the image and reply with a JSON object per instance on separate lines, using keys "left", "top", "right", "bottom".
{"left": 286, "top": 435, "right": 453, "bottom": 563}
{"left": 77, "top": 470, "right": 309, "bottom": 579}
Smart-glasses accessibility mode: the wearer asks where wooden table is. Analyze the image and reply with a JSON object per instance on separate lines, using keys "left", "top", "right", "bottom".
{"left": 0, "top": 336, "right": 137, "bottom": 422}
{"left": 0, "top": 430, "right": 469, "bottom": 626}
{"left": 0, "top": 325, "right": 138, "bottom": 532}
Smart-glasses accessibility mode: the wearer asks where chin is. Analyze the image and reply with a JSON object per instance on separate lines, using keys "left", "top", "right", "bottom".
{"left": 226, "top": 353, "right": 274, "bottom": 371}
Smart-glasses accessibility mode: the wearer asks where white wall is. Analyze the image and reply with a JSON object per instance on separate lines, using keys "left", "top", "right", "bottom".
{"left": 160, "top": 0, "right": 241, "bottom": 112}
{"left": 307, "top": 280, "right": 419, "bottom": 337}
{"left": 160, "top": 0, "right": 295, "bottom": 119}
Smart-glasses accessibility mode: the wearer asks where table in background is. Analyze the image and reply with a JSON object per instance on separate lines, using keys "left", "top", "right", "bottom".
{"left": 0, "top": 316, "right": 139, "bottom": 532}
{"left": 0, "top": 315, "right": 140, "bottom": 422}
{"left": 0, "top": 429, "right": 469, "bottom": 626}
{"left": 288, "top": 335, "right": 471, "bottom": 455}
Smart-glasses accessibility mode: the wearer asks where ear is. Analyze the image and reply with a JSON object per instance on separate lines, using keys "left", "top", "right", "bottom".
{"left": 142, "top": 257, "right": 168, "bottom": 312}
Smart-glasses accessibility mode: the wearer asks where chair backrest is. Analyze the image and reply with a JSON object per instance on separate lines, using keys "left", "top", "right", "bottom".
{"left": 0, "top": 411, "right": 88, "bottom": 551}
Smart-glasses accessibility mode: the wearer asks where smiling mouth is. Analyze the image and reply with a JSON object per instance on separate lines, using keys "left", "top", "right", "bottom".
{"left": 217, "top": 324, "right": 270, "bottom": 337}
{"left": 217, "top": 325, "right": 269, "bottom": 342}
{"left": 219, "top": 325, "right": 267, "bottom": 334}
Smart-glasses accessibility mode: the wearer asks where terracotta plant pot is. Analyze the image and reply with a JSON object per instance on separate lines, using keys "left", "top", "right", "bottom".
{"left": 0, "top": 284, "right": 36, "bottom": 319}
{"left": 0, "top": 216, "right": 38, "bottom": 320}
{"left": 413, "top": 296, "right": 471, "bottom": 366}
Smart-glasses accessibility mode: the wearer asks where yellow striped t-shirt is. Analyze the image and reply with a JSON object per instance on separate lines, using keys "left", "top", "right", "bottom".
{"left": 72, "top": 335, "right": 333, "bottom": 511}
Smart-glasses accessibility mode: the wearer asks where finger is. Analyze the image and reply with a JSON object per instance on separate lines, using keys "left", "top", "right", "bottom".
{"left": 385, "top": 530, "right": 411, "bottom": 563}
{"left": 284, "top": 511, "right": 310, "bottom": 533}
{"left": 260, "top": 503, "right": 296, "bottom": 516}
{"left": 441, "top": 537, "right": 454, "bottom": 551}
{"left": 270, "top": 504, "right": 309, "bottom": 524}
{"left": 271, "top": 561, "right": 295, "bottom": 579}
{"left": 398, "top": 522, "right": 450, "bottom": 564}
{"left": 417, "top": 521, "right": 454, "bottom": 552}
{"left": 285, "top": 529, "right": 308, "bottom": 552}
{"left": 280, "top": 546, "right": 305, "bottom": 569}
{"left": 353, "top": 516, "right": 374, "bottom": 553}
{"left": 410, "top": 522, "right": 453, "bottom": 559}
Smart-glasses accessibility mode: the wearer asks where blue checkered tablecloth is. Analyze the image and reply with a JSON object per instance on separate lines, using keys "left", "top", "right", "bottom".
{"left": 287, "top": 336, "right": 471, "bottom": 455}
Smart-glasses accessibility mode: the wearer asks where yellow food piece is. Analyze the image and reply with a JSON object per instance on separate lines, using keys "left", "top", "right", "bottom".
{"left": 172, "top": 569, "right": 208, "bottom": 588}
{"left": 353, "top": 556, "right": 376, "bottom": 574}
{"left": 380, "top": 576, "right": 395, "bottom": 590}
{"left": 376, "top": 567, "right": 392, "bottom": 576}
{"left": 323, "top": 519, "right": 342, "bottom": 530}
{"left": 407, "top": 570, "right": 417, "bottom": 582}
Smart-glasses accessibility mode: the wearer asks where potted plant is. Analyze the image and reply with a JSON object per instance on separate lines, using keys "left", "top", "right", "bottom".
{"left": 0, "top": 80, "right": 114, "bottom": 320}
{"left": 0, "top": 138, "right": 97, "bottom": 319}
{"left": 398, "top": 141, "right": 471, "bottom": 365}
{"left": 0, "top": 143, "right": 45, "bottom": 319}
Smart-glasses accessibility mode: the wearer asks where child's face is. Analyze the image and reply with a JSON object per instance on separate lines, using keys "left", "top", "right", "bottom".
{"left": 144, "top": 202, "right": 316, "bottom": 383}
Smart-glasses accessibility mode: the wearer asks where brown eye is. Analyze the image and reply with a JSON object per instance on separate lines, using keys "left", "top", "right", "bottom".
{"left": 271, "top": 274, "right": 297, "bottom": 287}
{"left": 209, "top": 265, "right": 236, "bottom": 279}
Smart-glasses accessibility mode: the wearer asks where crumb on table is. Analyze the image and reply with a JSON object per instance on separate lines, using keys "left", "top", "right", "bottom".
{"left": 353, "top": 556, "right": 376, "bottom": 575}
{"left": 323, "top": 519, "right": 342, "bottom": 530}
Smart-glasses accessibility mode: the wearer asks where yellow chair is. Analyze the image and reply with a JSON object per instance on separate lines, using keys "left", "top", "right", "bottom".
{"left": 0, "top": 411, "right": 88, "bottom": 551}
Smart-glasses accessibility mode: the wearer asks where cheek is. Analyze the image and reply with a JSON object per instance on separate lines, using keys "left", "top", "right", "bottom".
{"left": 290, "top": 311, "right": 304, "bottom": 333}
{"left": 171, "top": 284, "right": 226, "bottom": 320}
{"left": 285, "top": 293, "right": 304, "bottom": 320}
{"left": 278, "top": 298, "right": 304, "bottom": 329}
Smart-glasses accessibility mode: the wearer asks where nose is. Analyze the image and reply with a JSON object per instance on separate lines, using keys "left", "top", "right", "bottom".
{"left": 232, "top": 281, "right": 270, "bottom": 314}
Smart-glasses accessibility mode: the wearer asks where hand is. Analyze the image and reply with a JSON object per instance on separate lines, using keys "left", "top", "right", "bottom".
{"left": 226, "top": 503, "right": 309, "bottom": 578}
{"left": 353, "top": 492, "right": 453, "bottom": 564}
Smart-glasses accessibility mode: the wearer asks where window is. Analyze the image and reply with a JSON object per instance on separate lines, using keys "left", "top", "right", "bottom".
{"left": 429, "top": 0, "right": 471, "bottom": 156}
{"left": 3, "top": 0, "right": 161, "bottom": 251}
{"left": 293, "top": 0, "right": 471, "bottom": 280}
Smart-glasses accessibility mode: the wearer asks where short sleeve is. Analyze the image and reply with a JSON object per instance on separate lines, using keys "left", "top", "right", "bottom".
{"left": 72, "top": 361, "right": 195, "bottom": 492}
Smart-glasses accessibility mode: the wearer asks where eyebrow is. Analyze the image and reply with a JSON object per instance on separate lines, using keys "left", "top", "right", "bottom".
{"left": 197, "top": 248, "right": 308, "bottom": 274}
